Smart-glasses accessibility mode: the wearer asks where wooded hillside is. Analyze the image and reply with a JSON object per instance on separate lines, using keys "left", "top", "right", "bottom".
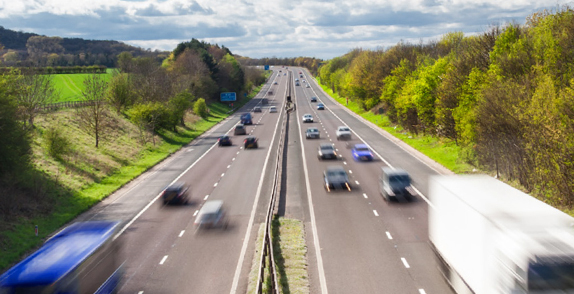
{"left": 318, "top": 7, "right": 574, "bottom": 206}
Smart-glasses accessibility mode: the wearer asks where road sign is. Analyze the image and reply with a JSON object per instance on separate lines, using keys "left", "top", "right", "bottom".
{"left": 264, "top": 65, "right": 269, "bottom": 70}
{"left": 220, "top": 92, "right": 237, "bottom": 102}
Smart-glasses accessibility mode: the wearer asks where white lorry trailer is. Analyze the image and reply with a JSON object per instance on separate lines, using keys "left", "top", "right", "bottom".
{"left": 429, "top": 175, "right": 574, "bottom": 294}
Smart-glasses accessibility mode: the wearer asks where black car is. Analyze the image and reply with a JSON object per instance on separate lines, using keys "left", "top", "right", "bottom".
{"left": 218, "top": 135, "right": 232, "bottom": 146}
{"left": 318, "top": 143, "right": 337, "bottom": 160}
{"left": 310, "top": 97, "right": 317, "bottom": 102}
{"left": 324, "top": 166, "right": 351, "bottom": 192}
{"left": 161, "top": 182, "right": 189, "bottom": 204}
{"left": 244, "top": 136, "right": 258, "bottom": 149}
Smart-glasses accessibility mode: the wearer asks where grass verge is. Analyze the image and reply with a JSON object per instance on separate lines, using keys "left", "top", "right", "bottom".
{"left": 316, "top": 78, "right": 474, "bottom": 174}
{"left": 0, "top": 96, "right": 253, "bottom": 271}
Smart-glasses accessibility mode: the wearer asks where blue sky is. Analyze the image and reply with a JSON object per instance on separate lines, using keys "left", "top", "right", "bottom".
{"left": 0, "top": 0, "right": 567, "bottom": 59}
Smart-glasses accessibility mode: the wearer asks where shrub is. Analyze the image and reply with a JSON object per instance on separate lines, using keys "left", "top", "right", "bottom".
{"left": 44, "top": 127, "right": 72, "bottom": 160}
{"left": 194, "top": 98, "right": 208, "bottom": 119}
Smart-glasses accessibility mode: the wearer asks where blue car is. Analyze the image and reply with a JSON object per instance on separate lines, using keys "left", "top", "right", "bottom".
{"left": 317, "top": 103, "right": 325, "bottom": 110}
{"left": 352, "top": 144, "right": 374, "bottom": 161}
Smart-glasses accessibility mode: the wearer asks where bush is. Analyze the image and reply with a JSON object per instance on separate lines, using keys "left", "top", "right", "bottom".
{"left": 194, "top": 98, "right": 208, "bottom": 119}
{"left": 44, "top": 127, "right": 72, "bottom": 160}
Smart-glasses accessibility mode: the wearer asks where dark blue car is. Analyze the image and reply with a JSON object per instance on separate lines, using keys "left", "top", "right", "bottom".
{"left": 317, "top": 103, "right": 325, "bottom": 110}
{"left": 352, "top": 144, "right": 374, "bottom": 161}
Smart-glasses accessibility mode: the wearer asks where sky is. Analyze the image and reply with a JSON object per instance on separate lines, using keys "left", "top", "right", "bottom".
{"left": 0, "top": 0, "right": 568, "bottom": 59}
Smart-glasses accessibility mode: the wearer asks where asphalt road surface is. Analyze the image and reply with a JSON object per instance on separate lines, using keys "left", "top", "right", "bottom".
{"left": 65, "top": 67, "right": 456, "bottom": 294}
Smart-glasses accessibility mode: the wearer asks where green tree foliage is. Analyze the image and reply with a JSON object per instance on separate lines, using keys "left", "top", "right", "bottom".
{"left": 193, "top": 98, "right": 208, "bottom": 119}
{"left": 0, "top": 71, "right": 31, "bottom": 176}
{"left": 106, "top": 72, "right": 134, "bottom": 113}
{"left": 165, "top": 91, "right": 193, "bottom": 131}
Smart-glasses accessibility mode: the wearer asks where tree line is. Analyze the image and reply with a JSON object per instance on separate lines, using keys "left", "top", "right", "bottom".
{"left": 0, "top": 38, "right": 266, "bottom": 217}
{"left": 239, "top": 56, "right": 323, "bottom": 76}
{"left": 0, "top": 26, "right": 166, "bottom": 67}
{"left": 0, "top": 65, "right": 108, "bottom": 75}
{"left": 318, "top": 7, "right": 574, "bottom": 206}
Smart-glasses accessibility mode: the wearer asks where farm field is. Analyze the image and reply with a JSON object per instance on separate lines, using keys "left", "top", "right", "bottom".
{"left": 51, "top": 69, "right": 117, "bottom": 103}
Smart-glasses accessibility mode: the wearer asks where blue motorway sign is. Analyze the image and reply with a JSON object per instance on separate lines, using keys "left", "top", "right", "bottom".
{"left": 264, "top": 65, "right": 269, "bottom": 70}
{"left": 220, "top": 92, "right": 237, "bottom": 102}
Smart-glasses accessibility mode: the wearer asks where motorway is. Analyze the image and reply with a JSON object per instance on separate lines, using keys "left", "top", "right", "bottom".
{"left": 68, "top": 67, "right": 455, "bottom": 293}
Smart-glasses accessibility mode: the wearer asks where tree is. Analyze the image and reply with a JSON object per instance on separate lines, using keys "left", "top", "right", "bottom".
{"left": 193, "top": 98, "right": 208, "bottom": 119}
{"left": 106, "top": 72, "right": 134, "bottom": 113}
{"left": 76, "top": 74, "right": 112, "bottom": 148}
{"left": 15, "top": 73, "right": 58, "bottom": 127}
{"left": 0, "top": 71, "right": 31, "bottom": 177}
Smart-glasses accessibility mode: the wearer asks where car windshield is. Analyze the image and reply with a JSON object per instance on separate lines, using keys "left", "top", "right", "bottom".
{"left": 321, "top": 145, "right": 334, "bottom": 150}
{"left": 327, "top": 170, "right": 346, "bottom": 177}
{"left": 355, "top": 146, "right": 369, "bottom": 151}
{"left": 236, "top": 126, "right": 244, "bottom": 129}
{"left": 389, "top": 175, "right": 410, "bottom": 184}
{"left": 308, "top": 128, "right": 318, "bottom": 132}
{"left": 340, "top": 127, "right": 350, "bottom": 131}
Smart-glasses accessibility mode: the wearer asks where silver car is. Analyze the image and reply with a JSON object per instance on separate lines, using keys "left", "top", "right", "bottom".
{"left": 302, "top": 114, "right": 313, "bottom": 123}
{"left": 306, "top": 127, "right": 320, "bottom": 139}
{"left": 195, "top": 200, "right": 228, "bottom": 231}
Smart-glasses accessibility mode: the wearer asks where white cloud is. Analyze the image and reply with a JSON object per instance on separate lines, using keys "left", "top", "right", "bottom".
{"left": 0, "top": 0, "right": 569, "bottom": 59}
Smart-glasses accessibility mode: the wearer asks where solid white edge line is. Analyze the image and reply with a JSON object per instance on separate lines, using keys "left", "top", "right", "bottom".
{"left": 138, "top": 291, "right": 144, "bottom": 294}
{"left": 401, "top": 257, "right": 410, "bottom": 268}
{"left": 193, "top": 210, "right": 198, "bottom": 216}
{"left": 229, "top": 87, "right": 286, "bottom": 294}
{"left": 386, "top": 231, "right": 393, "bottom": 239}
{"left": 179, "top": 230, "right": 185, "bottom": 237}
{"left": 295, "top": 97, "right": 329, "bottom": 294}
{"left": 373, "top": 210, "right": 379, "bottom": 216}
{"left": 159, "top": 255, "right": 168, "bottom": 265}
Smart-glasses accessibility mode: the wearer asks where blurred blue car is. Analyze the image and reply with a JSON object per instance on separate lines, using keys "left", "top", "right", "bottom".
{"left": 352, "top": 144, "right": 374, "bottom": 161}
{"left": 317, "top": 103, "right": 325, "bottom": 110}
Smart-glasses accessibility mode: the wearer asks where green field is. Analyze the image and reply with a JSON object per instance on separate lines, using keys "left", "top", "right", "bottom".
{"left": 51, "top": 69, "right": 116, "bottom": 102}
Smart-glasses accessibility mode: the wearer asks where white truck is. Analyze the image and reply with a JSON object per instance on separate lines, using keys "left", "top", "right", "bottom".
{"left": 429, "top": 175, "right": 574, "bottom": 294}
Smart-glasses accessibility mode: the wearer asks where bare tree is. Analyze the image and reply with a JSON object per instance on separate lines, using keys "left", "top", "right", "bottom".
{"left": 16, "top": 74, "right": 58, "bottom": 128}
{"left": 76, "top": 74, "right": 113, "bottom": 148}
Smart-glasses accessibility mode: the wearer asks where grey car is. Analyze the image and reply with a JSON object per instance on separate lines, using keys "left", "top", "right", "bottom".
{"left": 324, "top": 166, "right": 351, "bottom": 192}
{"left": 318, "top": 143, "right": 337, "bottom": 160}
{"left": 306, "top": 127, "right": 320, "bottom": 139}
{"left": 234, "top": 124, "right": 247, "bottom": 135}
{"left": 380, "top": 167, "right": 415, "bottom": 201}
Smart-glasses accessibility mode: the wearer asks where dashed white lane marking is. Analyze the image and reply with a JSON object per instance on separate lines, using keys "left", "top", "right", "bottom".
{"left": 343, "top": 161, "right": 347, "bottom": 165}
{"left": 373, "top": 210, "right": 379, "bottom": 216}
{"left": 330, "top": 139, "right": 333, "bottom": 142}
{"left": 227, "top": 165, "right": 231, "bottom": 168}
{"left": 204, "top": 195, "right": 209, "bottom": 200}
{"left": 401, "top": 258, "right": 410, "bottom": 268}
{"left": 339, "top": 154, "right": 343, "bottom": 157}
{"left": 159, "top": 255, "right": 168, "bottom": 265}
{"left": 232, "top": 158, "right": 236, "bottom": 161}
{"left": 336, "top": 149, "right": 339, "bottom": 151}
{"left": 237, "top": 151, "right": 240, "bottom": 154}
{"left": 419, "top": 290, "right": 426, "bottom": 294}
{"left": 363, "top": 193, "right": 368, "bottom": 198}
{"left": 214, "top": 182, "right": 218, "bottom": 187}
{"left": 386, "top": 231, "right": 393, "bottom": 239}
{"left": 221, "top": 173, "right": 225, "bottom": 177}
{"left": 138, "top": 291, "right": 144, "bottom": 294}
{"left": 349, "top": 170, "right": 353, "bottom": 174}
{"left": 179, "top": 230, "right": 185, "bottom": 237}
{"left": 355, "top": 180, "right": 360, "bottom": 185}
{"left": 193, "top": 210, "right": 198, "bottom": 216}
{"left": 186, "top": 148, "right": 194, "bottom": 152}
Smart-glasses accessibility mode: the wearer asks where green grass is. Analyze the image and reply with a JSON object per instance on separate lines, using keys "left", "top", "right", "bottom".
{"left": 316, "top": 78, "right": 474, "bottom": 174}
{"left": 247, "top": 224, "right": 272, "bottom": 294}
{"left": 272, "top": 217, "right": 309, "bottom": 294}
{"left": 0, "top": 96, "right": 250, "bottom": 271}
{"left": 51, "top": 70, "right": 116, "bottom": 103}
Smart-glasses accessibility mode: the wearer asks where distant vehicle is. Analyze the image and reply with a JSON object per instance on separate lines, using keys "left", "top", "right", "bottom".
{"left": 352, "top": 144, "right": 374, "bottom": 161}
{"left": 306, "top": 127, "right": 320, "bottom": 139}
{"left": 295, "top": 82, "right": 300, "bottom": 86}
{"left": 240, "top": 113, "right": 252, "bottom": 125}
{"left": 302, "top": 114, "right": 313, "bottom": 123}
{"left": 318, "top": 143, "right": 337, "bottom": 160}
{"left": 317, "top": 103, "right": 325, "bottom": 110}
{"left": 380, "top": 168, "right": 413, "bottom": 201}
{"left": 195, "top": 200, "right": 228, "bottom": 230}
{"left": 310, "top": 97, "right": 317, "bottom": 102}
{"left": 234, "top": 124, "right": 247, "bottom": 135}
{"left": 324, "top": 166, "right": 351, "bottom": 192}
{"left": 429, "top": 175, "right": 574, "bottom": 294}
{"left": 269, "top": 106, "right": 277, "bottom": 113}
{"left": 244, "top": 136, "right": 258, "bottom": 149}
{"left": 0, "top": 221, "right": 123, "bottom": 293}
{"left": 253, "top": 106, "right": 262, "bottom": 112}
{"left": 218, "top": 135, "right": 232, "bottom": 146}
{"left": 336, "top": 126, "right": 351, "bottom": 140}
{"left": 284, "top": 73, "right": 287, "bottom": 76}
{"left": 306, "top": 84, "right": 310, "bottom": 88}
{"left": 162, "top": 182, "right": 189, "bottom": 204}
{"left": 261, "top": 98, "right": 268, "bottom": 105}
{"left": 274, "top": 81, "right": 278, "bottom": 85}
